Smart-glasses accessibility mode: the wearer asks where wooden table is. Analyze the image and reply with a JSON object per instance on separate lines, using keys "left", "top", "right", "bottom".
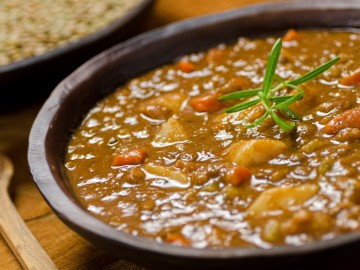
{"left": 1, "top": 1, "right": 357, "bottom": 269}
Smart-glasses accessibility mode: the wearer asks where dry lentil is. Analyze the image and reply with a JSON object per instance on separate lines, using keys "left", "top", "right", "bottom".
{"left": 0, "top": 0, "right": 141, "bottom": 66}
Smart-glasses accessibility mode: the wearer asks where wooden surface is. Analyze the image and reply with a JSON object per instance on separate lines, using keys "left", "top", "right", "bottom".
{"left": 0, "top": 155, "right": 57, "bottom": 270}
{"left": 1, "top": 0, "right": 356, "bottom": 269}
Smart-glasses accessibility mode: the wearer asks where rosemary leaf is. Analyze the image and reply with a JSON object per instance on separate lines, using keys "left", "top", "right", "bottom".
{"left": 263, "top": 38, "right": 282, "bottom": 96}
{"left": 224, "top": 99, "right": 261, "bottom": 113}
{"left": 245, "top": 112, "right": 269, "bottom": 128}
{"left": 274, "top": 92, "right": 303, "bottom": 109}
{"left": 219, "top": 35, "right": 340, "bottom": 132}
{"left": 282, "top": 108, "right": 301, "bottom": 121}
{"left": 218, "top": 88, "right": 260, "bottom": 101}
{"left": 289, "top": 57, "right": 340, "bottom": 85}
{"left": 269, "top": 96, "right": 293, "bottom": 103}
{"left": 271, "top": 111, "right": 295, "bottom": 132}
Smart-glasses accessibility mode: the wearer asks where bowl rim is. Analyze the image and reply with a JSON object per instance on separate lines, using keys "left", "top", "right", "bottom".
{"left": 28, "top": 0, "right": 360, "bottom": 263}
{"left": 0, "top": 0, "right": 155, "bottom": 76}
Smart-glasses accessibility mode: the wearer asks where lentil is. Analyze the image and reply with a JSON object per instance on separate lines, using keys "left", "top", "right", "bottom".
{"left": 0, "top": 0, "right": 141, "bottom": 66}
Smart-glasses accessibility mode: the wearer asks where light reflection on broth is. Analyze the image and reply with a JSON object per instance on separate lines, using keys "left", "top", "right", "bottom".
{"left": 65, "top": 30, "right": 360, "bottom": 248}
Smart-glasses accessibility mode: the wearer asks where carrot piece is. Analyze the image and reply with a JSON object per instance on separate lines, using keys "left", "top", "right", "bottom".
{"left": 340, "top": 70, "right": 360, "bottom": 86}
{"left": 178, "top": 61, "right": 195, "bottom": 73}
{"left": 112, "top": 148, "right": 146, "bottom": 166}
{"left": 324, "top": 107, "right": 360, "bottom": 134}
{"left": 190, "top": 92, "right": 225, "bottom": 112}
{"left": 283, "top": 29, "right": 301, "bottom": 42}
{"left": 225, "top": 166, "right": 251, "bottom": 186}
{"left": 165, "top": 233, "right": 190, "bottom": 246}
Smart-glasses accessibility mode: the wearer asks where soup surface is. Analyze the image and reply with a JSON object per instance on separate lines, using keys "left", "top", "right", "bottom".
{"left": 65, "top": 30, "right": 360, "bottom": 248}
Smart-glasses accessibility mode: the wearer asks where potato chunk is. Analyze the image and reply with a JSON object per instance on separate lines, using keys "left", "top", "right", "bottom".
{"left": 144, "top": 164, "right": 189, "bottom": 185}
{"left": 152, "top": 117, "right": 189, "bottom": 146}
{"left": 247, "top": 184, "right": 319, "bottom": 216}
{"left": 227, "top": 139, "right": 287, "bottom": 167}
{"left": 217, "top": 104, "right": 266, "bottom": 126}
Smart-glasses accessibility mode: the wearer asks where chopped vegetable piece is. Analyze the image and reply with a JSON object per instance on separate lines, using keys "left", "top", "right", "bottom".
{"left": 145, "top": 164, "right": 189, "bottom": 185}
{"left": 178, "top": 61, "right": 195, "bottom": 73}
{"left": 112, "top": 148, "right": 146, "bottom": 166}
{"left": 227, "top": 139, "right": 287, "bottom": 167}
{"left": 152, "top": 117, "right": 189, "bottom": 146}
{"left": 247, "top": 184, "right": 319, "bottom": 216}
{"left": 324, "top": 107, "right": 360, "bottom": 134}
{"left": 262, "top": 219, "right": 282, "bottom": 243}
{"left": 339, "top": 70, "right": 360, "bottom": 86}
{"left": 190, "top": 92, "right": 225, "bottom": 112}
{"left": 165, "top": 233, "right": 190, "bottom": 246}
{"left": 225, "top": 166, "right": 251, "bottom": 186}
{"left": 283, "top": 29, "right": 301, "bottom": 42}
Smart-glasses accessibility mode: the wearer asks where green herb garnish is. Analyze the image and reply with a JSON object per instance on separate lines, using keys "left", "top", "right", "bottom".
{"left": 219, "top": 38, "right": 340, "bottom": 132}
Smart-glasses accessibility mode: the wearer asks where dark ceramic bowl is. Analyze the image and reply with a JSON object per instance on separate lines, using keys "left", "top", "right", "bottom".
{"left": 28, "top": 1, "right": 360, "bottom": 269}
{"left": 0, "top": 0, "right": 154, "bottom": 111}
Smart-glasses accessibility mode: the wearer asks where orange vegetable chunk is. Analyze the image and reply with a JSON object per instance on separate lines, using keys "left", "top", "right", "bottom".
{"left": 340, "top": 70, "right": 360, "bottom": 86}
{"left": 165, "top": 233, "right": 190, "bottom": 246}
{"left": 178, "top": 61, "right": 195, "bottom": 73}
{"left": 283, "top": 29, "right": 301, "bottom": 42}
{"left": 324, "top": 107, "right": 360, "bottom": 134}
{"left": 112, "top": 148, "right": 146, "bottom": 166}
{"left": 190, "top": 92, "right": 224, "bottom": 112}
{"left": 225, "top": 166, "right": 251, "bottom": 186}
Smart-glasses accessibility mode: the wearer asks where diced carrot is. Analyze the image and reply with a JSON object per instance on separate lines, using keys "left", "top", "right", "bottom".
{"left": 206, "top": 48, "right": 226, "bottom": 63}
{"left": 339, "top": 70, "right": 360, "bottom": 86}
{"left": 190, "top": 92, "right": 225, "bottom": 112}
{"left": 324, "top": 107, "right": 360, "bottom": 134}
{"left": 283, "top": 29, "right": 301, "bottom": 42}
{"left": 225, "top": 166, "right": 251, "bottom": 186}
{"left": 178, "top": 61, "right": 195, "bottom": 73}
{"left": 112, "top": 148, "right": 146, "bottom": 166}
{"left": 165, "top": 233, "right": 190, "bottom": 246}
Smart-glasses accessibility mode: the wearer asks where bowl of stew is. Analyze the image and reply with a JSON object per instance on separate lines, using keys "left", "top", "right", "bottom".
{"left": 28, "top": 1, "right": 360, "bottom": 269}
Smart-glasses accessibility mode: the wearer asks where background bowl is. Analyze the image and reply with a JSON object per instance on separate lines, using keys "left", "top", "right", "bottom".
{"left": 28, "top": 1, "right": 360, "bottom": 269}
{"left": 0, "top": 0, "right": 154, "bottom": 111}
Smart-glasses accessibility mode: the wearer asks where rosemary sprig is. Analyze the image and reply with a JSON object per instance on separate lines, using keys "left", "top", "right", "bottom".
{"left": 218, "top": 38, "right": 340, "bottom": 132}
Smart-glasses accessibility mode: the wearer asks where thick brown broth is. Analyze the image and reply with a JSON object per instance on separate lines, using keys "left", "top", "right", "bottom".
{"left": 65, "top": 30, "right": 360, "bottom": 248}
